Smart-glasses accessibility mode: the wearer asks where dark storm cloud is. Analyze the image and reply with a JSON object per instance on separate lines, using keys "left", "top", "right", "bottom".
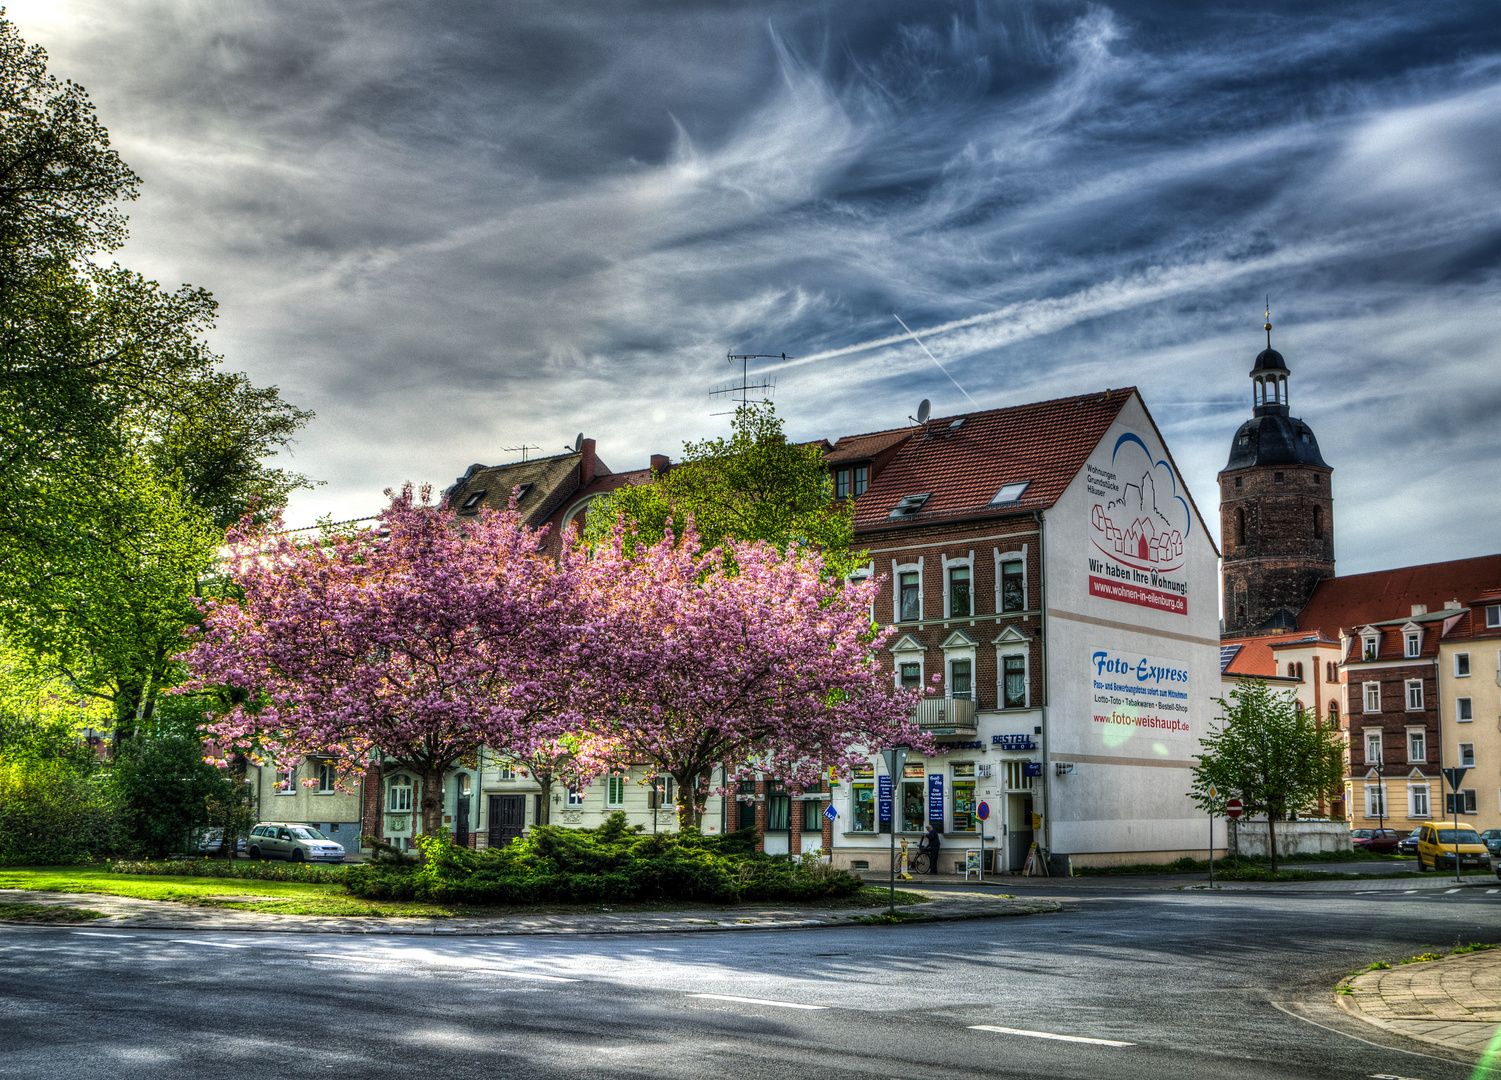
{"left": 13, "top": 0, "right": 1501, "bottom": 571}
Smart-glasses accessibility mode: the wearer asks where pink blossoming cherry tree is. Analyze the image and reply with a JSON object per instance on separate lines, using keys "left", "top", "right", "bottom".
{"left": 182, "top": 485, "right": 589, "bottom": 840}
{"left": 576, "top": 524, "right": 930, "bottom": 830}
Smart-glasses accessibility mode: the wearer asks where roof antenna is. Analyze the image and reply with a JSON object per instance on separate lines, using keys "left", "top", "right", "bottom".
{"left": 501, "top": 443, "right": 540, "bottom": 462}
{"left": 711, "top": 351, "right": 786, "bottom": 416}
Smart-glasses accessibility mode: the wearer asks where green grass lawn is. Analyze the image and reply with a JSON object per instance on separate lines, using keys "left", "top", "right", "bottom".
{"left": 0, "top": 900, "right": 105, "bottom": 923}
{"left": 0, "top": 867, "right": 931, "bottom": 919}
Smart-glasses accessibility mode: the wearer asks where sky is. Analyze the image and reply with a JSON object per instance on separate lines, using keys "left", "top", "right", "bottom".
{"left": 10, "top": 1, "right": 1501, "bottom": 575}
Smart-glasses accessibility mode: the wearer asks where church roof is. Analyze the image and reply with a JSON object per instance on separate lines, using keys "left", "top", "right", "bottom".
{"left": 1223, "top": 413, "right": 1329, "bottom": 471}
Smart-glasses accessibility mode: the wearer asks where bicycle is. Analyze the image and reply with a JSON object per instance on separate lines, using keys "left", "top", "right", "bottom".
{"left": 908, "top": 849, "right": 932, "bottom": 874}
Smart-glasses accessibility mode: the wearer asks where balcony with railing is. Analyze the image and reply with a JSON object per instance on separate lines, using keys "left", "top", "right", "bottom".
{"left": 914, "top": 696, "right": 977, "bottom": 734}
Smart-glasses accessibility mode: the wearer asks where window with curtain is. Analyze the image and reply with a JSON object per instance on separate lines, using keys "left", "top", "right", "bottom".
{"left": 1003, "top": 654, "right": 1026, "bottom": 708}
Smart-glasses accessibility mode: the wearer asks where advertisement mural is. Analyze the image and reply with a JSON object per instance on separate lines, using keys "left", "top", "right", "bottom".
{"left": 1085, "top": 431, "right": 1191, "bottom": 616}
{"left": 1088, "top": 647, "right": 1195, "bottom": 759}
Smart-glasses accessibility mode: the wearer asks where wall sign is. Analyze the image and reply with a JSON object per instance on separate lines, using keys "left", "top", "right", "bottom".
{"left": 1086, "top": 431, "right": 1190, "bottom": 616}
{"left": 928, "top": 774, "right": 945, "bottom": 824}
{"left": 1022, "top": 762, "right": 1043, "bottom": 778}
{"left": 1089, "top": 645, "right": 1194, "bottom": 758}
{"left": 877, "top": 775, "right": 892, "bottom": 826}
{"left": 939, "top": 740, "right": 984, "bottom": 750}
{"left": 992, "top": 734, "right": 1036, "bottom": 750}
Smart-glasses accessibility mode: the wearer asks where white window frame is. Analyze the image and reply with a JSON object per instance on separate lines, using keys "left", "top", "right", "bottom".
{"left": 893, "top": 559, "right": 923, "bottom": 624}
{"left": 1364, "top": 729, "right": 1382, "bottom": 764}
{"left": 998, "top": 650, "right": 1029, "bottom": 709}
{"left": 566, "top": 785, "right": 586, "bottom": 807}
{"left": 1409, "top": 783, "right": 1429, "bottom": 818}
{"left": 1407, "top": 728, "right": 1426, "bottom": 763}
{"left": 1446, "top": 789, "right": 1478, "bottom": 815}
{"left": 1459, "top": 743, "right": 1475, "bottom": 768}
{"left": 947, "top": 652, "right": 975, "bottom": 701}
{"left": 1405, "top": 679, "right": 1424, "bottom": 711}
{"left": 316, "top": 761, "right": 336, "bottom": 794}
{"left": 1404, "top": 632, "right": 1421, "bottom": 658}
{"left": 1365, "top": 783, "right": 1386, "bottom": 818}
{"left": 1363, "top": 682, "right": 1381, "bottom": 713}
{"left": 1362, "top": 635, "right": 1379, "bottom": 661}
{"left": 605, "top": 773, "right": 626, "bottom": 807}
{"left": 498, "top": 762, "right": 517, "bottom": 780}
{"left": 1455, "top": 652, "right": 1471, "bottom": 677}
{"left": 994, "top": 546, "right": 1028, "bottom": 614}
{"left": 1486, "top": 605, "right": 1501, "bottom": 629}
{"left": 941, "top": 551, "right": 974, "bottom": 619}
{"left": 892, "top": 640, "right": 925, "bottom": 693}
{"left": 1457, "top": 697, "right": 1473, "bottom": 723}
{"left": 387, "top": 775, "right": 413, "bottom": 812}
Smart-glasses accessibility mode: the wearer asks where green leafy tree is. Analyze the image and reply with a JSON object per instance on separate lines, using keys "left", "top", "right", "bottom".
{"left": 114, "top": 735, "right": 227, "bottom": 858}
{"left": 583, "top": 402, "right": 860, "bottom": 579}
{"left": 1189, "top": 679, "right": 1345, "bottom": 871}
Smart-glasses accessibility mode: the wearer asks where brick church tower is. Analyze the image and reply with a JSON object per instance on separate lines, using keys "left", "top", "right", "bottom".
{"left": 1219, "top": 311, "right": 1334, "bottom": 635}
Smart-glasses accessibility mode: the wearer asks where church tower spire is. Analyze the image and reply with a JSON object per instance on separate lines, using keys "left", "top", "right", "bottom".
{"left": 1219, "top": 310, "right": 1334, "bottom": 636}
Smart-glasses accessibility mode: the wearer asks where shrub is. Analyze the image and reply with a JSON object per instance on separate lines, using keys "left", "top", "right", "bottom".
{"left": 0, "top": 759, "right": 123, "bottom": 865}
{"left": 341, "top": 813, "right": 862, "bottom": 906}
{"left": 110, "top": 858, "right": 348, "bottom": 884}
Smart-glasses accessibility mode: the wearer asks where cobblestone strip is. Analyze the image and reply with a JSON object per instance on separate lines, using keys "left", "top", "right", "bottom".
{"left": 0, "top": 888, "right": 1058, "bottom": 936}
{"left": 1338, "top": 949, "right": 1501, "bottom": 1059}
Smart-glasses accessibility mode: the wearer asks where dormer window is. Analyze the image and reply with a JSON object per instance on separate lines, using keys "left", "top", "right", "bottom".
{"left": 1362, "top": 636, "right": 1379, "bottom": 661}
{"left": 513, "top": 482, "right": 533, "bottom": 501}
{"left": 989, "top": 481, "right": 1030, "bottom": 506}
{"left": 835, "top": 469, "right": 850, "bottom": 499}
{"left": 888, "top": 493, "right": 930, "bottom": 520}
{"left": 853, "top": 465, "right": 868, "bottom": 497}
{"left": 460, "top": 491, "right": 487, "bottom": 511}
{"left": 1404, "top": 632, "right": 1421, "bottom": 658}
{"left": 1487, "top": 605, "right": 1501, "bottom": 629}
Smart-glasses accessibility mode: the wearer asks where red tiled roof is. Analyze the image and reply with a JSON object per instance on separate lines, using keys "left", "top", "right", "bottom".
{"left": 1221, "top": 632, "right": 1325, "bottom": 679}
{"left": 850, "top": 389, "right": 1134, "bottom": 530}
{"left": 824, "top": 427, "right": 914, "bottom": 465}
{"left": 1295, "top": 554, "right": 1501, "bottom": 639}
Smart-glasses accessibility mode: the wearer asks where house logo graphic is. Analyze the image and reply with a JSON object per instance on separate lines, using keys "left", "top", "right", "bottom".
{"left": 1089, "top": 434, "right": 1189, "bottom": 573}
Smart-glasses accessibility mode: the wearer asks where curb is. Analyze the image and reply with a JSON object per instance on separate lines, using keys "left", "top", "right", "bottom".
{"left": 1335, "top": 950, "right": 1501, "bottom": 1061}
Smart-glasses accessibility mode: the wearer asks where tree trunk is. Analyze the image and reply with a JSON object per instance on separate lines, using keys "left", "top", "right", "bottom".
{"left": 418, "top": 768, "right": 445, "bottom": 841}
{"left": 674, "top": 770, "right": 702, "bottom": 831}
{"left": 536, "top": 774, "right": 552, "bottom": 826}
{"left": 1266, "top": 814, "right": 1278, "bottom": 873}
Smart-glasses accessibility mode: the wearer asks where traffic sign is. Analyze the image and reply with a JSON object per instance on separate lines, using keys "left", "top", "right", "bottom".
{"left": 1225, "top": 798, "right": 1244, "bottom": 819}
{"left": 1443, "top": 767, "right": 1468, "bottom": 791}
{"left": 977, "top": 801, "right": 990, "bottom": 821}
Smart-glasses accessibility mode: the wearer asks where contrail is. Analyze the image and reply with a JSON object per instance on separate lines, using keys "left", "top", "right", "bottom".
{"left": 893, "top": 314, "right": 978, "bottom": 407}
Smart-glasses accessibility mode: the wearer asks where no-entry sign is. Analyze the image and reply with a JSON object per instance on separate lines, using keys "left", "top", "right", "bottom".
{"left": 1225, "top": 798, "right": 1244, "bottom": 819}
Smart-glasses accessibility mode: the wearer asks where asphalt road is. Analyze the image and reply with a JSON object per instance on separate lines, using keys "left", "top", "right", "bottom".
{"left": 3, "top": 885, "right": 1500, "bottom": 1080}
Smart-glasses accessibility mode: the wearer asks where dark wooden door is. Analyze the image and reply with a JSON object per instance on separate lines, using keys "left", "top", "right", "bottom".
{"left": 488, "top": 795, "right": 525, "bottom": 849}
{"left": 455, "top": 795, "right": 470, "bottom": 847}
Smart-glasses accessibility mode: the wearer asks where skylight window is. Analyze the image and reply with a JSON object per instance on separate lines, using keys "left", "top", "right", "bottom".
{"left": 513, "top": 482, "right": 534, "bottom": 501}
{"left": 989, "top": 481, "right": 1030, "bottom": 506}
{"left": 460, "top": 491, "right": 487, "bottom": 511}
{"left": 887, "top": 493, "right": 930, "bottom": 520}
{"left": 948, "top": 418, "right": 966, "bottom": 431}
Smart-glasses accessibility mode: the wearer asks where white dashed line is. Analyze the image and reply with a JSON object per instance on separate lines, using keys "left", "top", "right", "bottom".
{"left": 969, "top": 1025, "right": 1134, "bottom": 1047}
{"left": 305, "top": 954, "right": 577, "bottom": 981}
{"left": 170, "top": 939, "right": 248, "bottom": 949}
{"left": 1445, "top": 889, "right": 1461, "bottom": 894}
{"left": 689, "top": 994, "right": 827, "bottom": 1010}
{"left": 72, "top": 932, "right": 136, "bottom": 938}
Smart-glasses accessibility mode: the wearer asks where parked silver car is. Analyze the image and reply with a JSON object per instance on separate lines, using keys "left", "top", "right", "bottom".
{"left": 245, "top": 822, "right": 345, "bottom": 863}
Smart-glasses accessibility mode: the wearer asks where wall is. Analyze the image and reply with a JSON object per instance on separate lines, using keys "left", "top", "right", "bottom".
{"left": 1229, "top": 819, "right": 1353, "bottom": 858}
{"left": 1439, "top": 638, "right": 1500, "bottom": 833}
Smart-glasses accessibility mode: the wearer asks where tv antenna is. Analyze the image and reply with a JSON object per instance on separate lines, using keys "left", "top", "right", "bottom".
{"left": 501, "top": 443, "right": 541, "bottom": 462}
{"left": 909, "top": 398, "right": 931, "bottom": 431}
{"left": 710, "top": 351, "right": 788, "bottom": 415}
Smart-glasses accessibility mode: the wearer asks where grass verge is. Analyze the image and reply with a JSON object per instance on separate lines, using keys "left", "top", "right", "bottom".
{"left": 0, "top": 901, "right": 104, "bottom": 923}
{"left": 1337, "top": 942, "right": 1501, "bottom": 991}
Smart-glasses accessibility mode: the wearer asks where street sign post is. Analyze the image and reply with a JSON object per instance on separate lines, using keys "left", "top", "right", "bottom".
{"left": 1444, "top": 767, "right": 1469, "bottom": 884}
{"left": 881, "top": 745, "right": 909, "bottom": 912}
{"left": 976, "top": 802, "right": 990, "bottom": 880}
{"left": 1208, "top": 786, "right": 1217, "bottom": 888}
{"left": 1224, "top": 797, "right": 1244, "bottom": 870}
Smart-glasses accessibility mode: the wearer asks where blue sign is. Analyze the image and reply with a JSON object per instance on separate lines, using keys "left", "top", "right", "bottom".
{"left": 1022, "top": 762, "right": 1043, "bottom": 778}
{"left": 822, "top": 803, "right": 838, "bottom": 822}
{"left": 977, "top": 801, "right": 990, "bottom": 821}
{"left": 928, "top": 774, "right": 944, "bottom": 824}
{"left": 992, "top": 734, "right": 1037, "bottom": 750}
{"left": 877, "top": 776, "right": 892, "bottom": 825}
{"left": 939, "top": 740, "right": 984, "bottom": 750}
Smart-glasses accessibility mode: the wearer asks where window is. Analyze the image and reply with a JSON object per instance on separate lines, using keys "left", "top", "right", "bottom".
{"left": 948, "top": 565, "right": 971, "bottom": 618}
{"left": 460, "top": 490, "right": 486, "bottom": 511}
{"left": 1365, "top": 731, "right": 1381, "bottom": 764}
{"left": 1329, "top": 701, "right": 1339, "bottom": 723}
{"left": 1455, "top": 653, "right": 1471, "bottom": 677}
{"left": 317, "top": 761, "right": 335, "bottom": 793}
{"left": 899, "top": 662, "right": 922, "bottom": 690}
{"left": 1460, "top": 743, "right": 1475, "bottom": 767}
{"left": 1487, "top": 605, "right": 1501, "bottom": 629}
{"left": 802, "top": 798, "right": 823, "bottom": 832}
{"left": 1000, "top": 559, "right": 1024, "bottom": 612}
{"left": 1458, "top": 698, "right": 1473, "bottom": 722}
{"left": 1366, "top": 784, "right": 1385, "bottom": 818}
{"left": 888, "top": 493, "right": 930, "bottom": 520}
{"left": 606, "top": 774, "right": 626, "bottom": 807}
{"left": 989, "top": 481, "right": 1029, "bottom": 506}
{"left": 1288, "top": 662, "right": 1304, "bottom": 680}
{"left": 1446, "top": 790, "right": 1478, "bottom": 815}
{"left": 1405, "top": 632, "right": 1421, "bottom": 658}
{"left": 853, "top": 466, "right": 868, "bottom": 497}
{"left": 899, "top": 571, "right": 921, "bottom": 622}
{"left": 767, "top": 789, "right": 789, "bottom": 831}
{"left": 566, "top": 786, "right": 585, "bottom": 807}
{"left": 1326, "top": 661, "right": 1336, "bottom": 683}
{"left": 1406, "top": 680, "right": 1424, "bottom": 711}
{"left": 951, "top": 763, "right": 976, "bottom": 832}
{"left": 1003, "top": 654, "right": 1027, "bottom": 709}
{"left": 1363, "top": 682, "right": 1381, "bottom": 712}
{"left": 387, "top": 776, "right": 413, "bottom": 812}
{"left": 498, "top": 762, "right": 517, "bottom": 780}
{"left": 834, "top": 469, "right": 850, "bottom": 500}
{"left": 1409, "top": 784, "right": 1429, "bottom": 817}
{"left": 1274, "top": 471, "right": 1284, "bottom": 484}
{"left": 736, "top": 781, "right": 756, "bottom": 831}
{"left": 1363, "top": 636, "right": 1379, "bottom": 661}
{"left": 275, "top": 765, "right": 295, "bottom": 794}
{"left": 851, "top": 780, "right": 874, "bottom": 832}
{"left": 1313, "top": 505, "right": 1324, "bottom": 539}
{"left": 1234, "top": 508, "right": 1245, "bottom": 546}
{"left": 950, "top": 659, "right": 972, "bottom": 701}
{"left": 1408, "top": 729, "right": 1426, "bottom": 762}
{"left": 512, "top": 482, "right": 533, "bottom": 501}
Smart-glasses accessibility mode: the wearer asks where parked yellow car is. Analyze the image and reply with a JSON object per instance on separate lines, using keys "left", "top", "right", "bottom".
{"left": 1416, "top": 823, "right": 1489, "bottom": 872}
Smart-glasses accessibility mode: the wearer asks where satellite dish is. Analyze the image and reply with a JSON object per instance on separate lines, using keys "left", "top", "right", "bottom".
{"left": 916, "top": 399, "right": 931, "bottom": 425}
{"left": 573, "top": 432, "right": 584, "bottom": 453}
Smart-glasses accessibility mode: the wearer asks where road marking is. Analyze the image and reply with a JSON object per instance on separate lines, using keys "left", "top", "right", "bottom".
{"left": 968, "top": 1025, "right": 1134, "bottom": 1047}
{"left": 305, "top": 954, "right": 577, "bottom": 981}
{"left": 689, "top": 994, "right": 827, "bottom": 1010}
{"left": 1445, "top": 889, "right": 1460, "bottom": 894}
{"left": 72, "top": 932, "right": 136, "bottom": 938}
{"left": 1488, "top": 889, "right": 1499, "bottom": 894}
{"left": 170, "top": 939, "right": 248, "bottom": 949}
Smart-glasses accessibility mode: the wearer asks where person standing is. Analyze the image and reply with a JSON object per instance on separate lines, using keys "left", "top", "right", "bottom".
{"left": 919, "top": 822, "right": 942, "bottom": 874}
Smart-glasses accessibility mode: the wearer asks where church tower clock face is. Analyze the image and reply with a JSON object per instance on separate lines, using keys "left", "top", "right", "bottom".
{"left": 1218, "top": 308, "right": 1334, "bottom": 636}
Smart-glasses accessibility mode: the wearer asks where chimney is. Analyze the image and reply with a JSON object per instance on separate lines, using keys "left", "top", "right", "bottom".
{"left": 1444, "top": 599, "right": 1462, "bottom": 610}
{"left": 580, "top": 438, "right": 597, "bottom": 485}
{"left": 650, "top": 454, "right": 670, "bottom": 474}
{"left": 1411, "top": 604, "right": 1428, "bottom": 617}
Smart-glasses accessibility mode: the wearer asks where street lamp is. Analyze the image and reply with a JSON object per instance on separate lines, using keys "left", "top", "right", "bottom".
{"left": 1373, "top": 761, "right": 1385, "bottom": 839}
{"left": 881, "top": 744, "right": 909, "bottom": 913}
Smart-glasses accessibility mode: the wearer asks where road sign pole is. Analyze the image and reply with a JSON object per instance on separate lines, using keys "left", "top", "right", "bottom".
{"left": 882, "top": 745, "right": 909, "bottom": 914}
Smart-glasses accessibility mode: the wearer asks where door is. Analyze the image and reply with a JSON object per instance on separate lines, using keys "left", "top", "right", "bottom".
{"left": 1007, "top": 794, "right": 1034, "bottom": 869}
{"left": 488, "top": 795, "right": 525, "bottom": 849}
{"left": 455, "top": 795, "right": 470, "bottom": 847}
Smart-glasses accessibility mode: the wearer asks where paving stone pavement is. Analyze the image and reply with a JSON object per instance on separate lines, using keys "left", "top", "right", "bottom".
{"left": 0, "top": 887, "right": 1058, "bottom": 935}
{"left": 1339, "top": 947, "right": 1501, "bottom": 1060}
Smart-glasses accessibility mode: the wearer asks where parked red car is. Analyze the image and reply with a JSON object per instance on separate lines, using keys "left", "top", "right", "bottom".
{"left": 1351, "top": 828, "right": 1401, "bottom": 854}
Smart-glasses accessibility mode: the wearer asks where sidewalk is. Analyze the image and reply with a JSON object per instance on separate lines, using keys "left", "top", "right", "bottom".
{"left": 1339, "top": 948, "right": 1501, "bottom": 1060}
{"left": 0, "top": 887, "right": 1058, "bottom": 936}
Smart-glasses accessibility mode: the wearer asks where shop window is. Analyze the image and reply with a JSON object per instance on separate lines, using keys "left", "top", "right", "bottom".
{"left": 1002, "top": 654, "right": 1027, "bottom": 709}
{"left": 899, "top": 571, "right": 921, "bottom": 622}
{"left": 388, "top": 776, "right": 413, "bottom": 812}
{"left": 1001, "top": 559, "right": 1024, "bottom": 612}
{"left": 948, "top": 565, "right": 971, "bottom": 618}
{"left": 951, "top": 764, "right": 976, "bottom": 833}
{"left": 851, "top": 781, "right": 875, "bottom": 833}
{"left": 901, "top": 764, "right": 925, "bottom": 832}
{"left": 950, "top": 659, "right": 972, "bottom": 701}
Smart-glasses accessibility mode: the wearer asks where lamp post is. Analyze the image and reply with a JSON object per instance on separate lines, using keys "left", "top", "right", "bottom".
{"left": 1373, "top": 761, "right": 1385, "bottom": 839}
{"left": 881, "top": 744, "right": 909, "bottom": 913}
